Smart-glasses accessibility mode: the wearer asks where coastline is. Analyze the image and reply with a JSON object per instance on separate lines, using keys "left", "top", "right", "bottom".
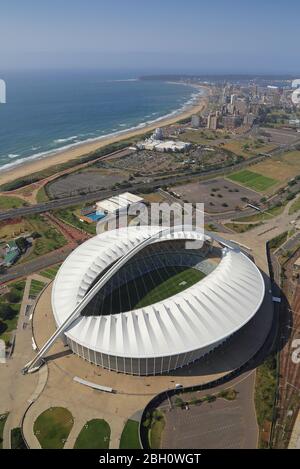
{"left": 0, "top": 85, "right": 208, "bottom": 187}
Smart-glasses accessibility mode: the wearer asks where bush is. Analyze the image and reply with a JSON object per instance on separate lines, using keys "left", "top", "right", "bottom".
{"left": 0, "top": 303, "right": 15, "bottom": 321}
{"left": 174, "top": 397, "right": 184, "bottom": 407}
{"left": 6, "top": 289, "right": 21, "bottom": 304}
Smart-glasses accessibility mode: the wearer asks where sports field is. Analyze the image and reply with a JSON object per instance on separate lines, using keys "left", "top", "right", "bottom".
{"left": 228, "top": 170, "right": 277, "bottom": 192}
{"left": 135, "top": 268, "right": 205, "bottom": 309}
{"left": 87, "top": 266, "right": 206, "bottom": 316}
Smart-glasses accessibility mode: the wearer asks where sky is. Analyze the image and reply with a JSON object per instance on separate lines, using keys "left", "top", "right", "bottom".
{"left": 0, "top": 0, "right": 299, "bottom": 73}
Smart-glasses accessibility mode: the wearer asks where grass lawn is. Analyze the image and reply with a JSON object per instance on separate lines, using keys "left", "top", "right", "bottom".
{"left": 11, "top": 427, "right": 27, "bottom": 449}
{"left": 269, "top": 232, "right": 288, "bottom": 251}
{"left": 135, "top": 268, "right": 206, "bottom": 309}
{"left": 234, "top": 203, "right": 286, "bottom": 223}
{"left": 0, "top": 195, "right": 25, "bottom": 210}
{"left": 34, "top": 407, "right": 74, "bottom": 449}
{"left": 0, "top": 280, "right": 26, "bottom": 345}
{"left": 36, "top": 186, "right": 49, "bottom": 203}
{"left": 249, "top": 151, "right": 300, "bottom": 184}
{"left": 0, "top": 413, "right": 9, "bottom": 449}
{"left": 222, "top": 139, "right": 276, "bottom": 159}
{"left": 148, "top": 410, "right": 165, "bottom": 449}
{"left": 119, "top": 420, "right": 141, "bottom": 449}
{"left": 39, "top": 264, "right": 61, "bottom": 280}
{"left": 181, "top": 129, "right": 224, "bottom": 144}
{"left": 55, "top": 206, "right": 97, "bottom": 235}
{"left": 289, "top": 197, "right": 300, "bottom": 215}
{"left": 225, "top": 222, "right": 263, "bottom": 233}
{"left": 74, "top": 419, "right": 110, "bottom": 449}
{"left": 29, "top": 279, "right": 46, "bottom": 298}
{"left": 228, "top": 170, "right": 277, "bottom": 192}
{"left": 255, "top": 354, "right": 277, "bottom": 448}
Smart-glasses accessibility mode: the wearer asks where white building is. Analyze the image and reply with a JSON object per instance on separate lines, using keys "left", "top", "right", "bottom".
{"left": 96, "top": 192, "right": 144, "bottom": 214}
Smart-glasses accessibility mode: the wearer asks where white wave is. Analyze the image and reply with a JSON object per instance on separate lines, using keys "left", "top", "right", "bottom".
{"left": 8, "top": 153, "right": 19, "bottom": 159}
{"left": 54, "top": 135, "right": 78, "bottom": 143}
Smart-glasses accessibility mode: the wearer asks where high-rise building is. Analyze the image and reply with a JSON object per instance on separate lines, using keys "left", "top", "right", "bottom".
{"left": 230, "top": 94, "right": 237, "bottom": 105}
{"left": 207, "top": 113, "right": 218, "bottom": 130}
{"left": 191, "top": 114, "right": 201, "bottom": 128}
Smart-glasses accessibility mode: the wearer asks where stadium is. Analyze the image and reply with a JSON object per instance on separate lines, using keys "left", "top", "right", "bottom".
{"left": 31, "top": 225, "right": 266, "bottom": 377}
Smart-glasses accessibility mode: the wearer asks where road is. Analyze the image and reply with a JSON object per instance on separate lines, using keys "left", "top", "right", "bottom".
{"left": 0, "top": 153, "right": 269, "bottom": 222}
{"left": 0, "top": 247, "right": 74, "bottom": 284}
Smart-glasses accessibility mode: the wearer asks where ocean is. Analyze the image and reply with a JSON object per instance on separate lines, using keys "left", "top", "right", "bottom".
{"left": 0, "top": 70, "right": 202, "bottom": 171}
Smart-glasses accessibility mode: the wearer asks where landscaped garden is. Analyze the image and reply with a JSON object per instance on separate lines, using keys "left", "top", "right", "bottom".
{"left": 29, "top": 279, "right": 46, "bottom": 299}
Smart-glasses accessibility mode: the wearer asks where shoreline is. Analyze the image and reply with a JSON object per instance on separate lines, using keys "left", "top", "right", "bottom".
{"left": 0, "top": 85, "right": 209, "bottom": 186}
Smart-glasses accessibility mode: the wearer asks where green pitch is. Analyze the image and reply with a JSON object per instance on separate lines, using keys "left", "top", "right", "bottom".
{"left": 91, "top": 266, "right": 206, "bottom": 315}
{"left": 134, "top": 267, "right": 205, "bottom": 308}
{"left": 228, "top": 170, "right": 277, "bottom": 192}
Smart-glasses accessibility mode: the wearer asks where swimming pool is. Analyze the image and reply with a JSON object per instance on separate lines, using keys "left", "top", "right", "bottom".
{"left": 86, "top": 212, "right": 106, "bottom": 222}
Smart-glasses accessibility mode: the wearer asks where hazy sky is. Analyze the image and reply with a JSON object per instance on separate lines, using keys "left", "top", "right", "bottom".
{"left": 1, "top": 0, "right": 299, "bottom": 73}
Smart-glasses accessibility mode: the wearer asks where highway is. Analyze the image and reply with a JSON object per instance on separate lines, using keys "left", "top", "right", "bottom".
{"left": 0, "top": 153, "right": 268, "bottom": 222}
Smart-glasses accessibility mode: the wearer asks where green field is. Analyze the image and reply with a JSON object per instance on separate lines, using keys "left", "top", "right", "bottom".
{"left": 39, "top": 264, "right": 61, "bottom": 280}
{"left": 92, "top": 266, "right": 207, "bottom": 316}
{"left": 135, "top": 268, "right": 205, "bottom": 309}
{"left": 29, "top": 279, "right": 46, "bottom": 298}
{"left": 0, "top": 195, "right": 25, "bottom": 210}
{"left": 119, "top": 420, "right": 141, "bottom": 449}
{"left": 228, "top": 170, "right": 277, "bottom": 192}
{"left": 33, "top": 407, "right": 73, "bottom": 449}
{"left": 0, "top": 280, "right": 26, "bottom": 345}
{"left": 74, "top": 419, "right": 110, "bottom": 449}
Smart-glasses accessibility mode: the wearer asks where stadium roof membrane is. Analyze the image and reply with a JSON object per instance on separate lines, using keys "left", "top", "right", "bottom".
{"left": 52, "top": 226, "right": 265, "bottom": 361}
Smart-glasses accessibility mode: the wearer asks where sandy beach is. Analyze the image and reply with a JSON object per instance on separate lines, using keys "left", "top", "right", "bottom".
{"left": 0, "top": 87, "right": 208, "bottom": 186}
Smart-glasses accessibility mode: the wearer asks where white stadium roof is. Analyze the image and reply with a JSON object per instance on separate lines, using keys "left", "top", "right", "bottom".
{"left": 52, "top": 226, "right": 265, "bottom": 360}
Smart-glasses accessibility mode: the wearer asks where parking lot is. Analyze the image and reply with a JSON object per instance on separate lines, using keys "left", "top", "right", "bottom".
{"left": 47, "top": 168, "right": 128, "bottom": 199}
{"left": 170, "top": 178, "right": 260, "bottom": 213}
{"left": 161, "top": 373, "right": 258, "bottom": 449}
